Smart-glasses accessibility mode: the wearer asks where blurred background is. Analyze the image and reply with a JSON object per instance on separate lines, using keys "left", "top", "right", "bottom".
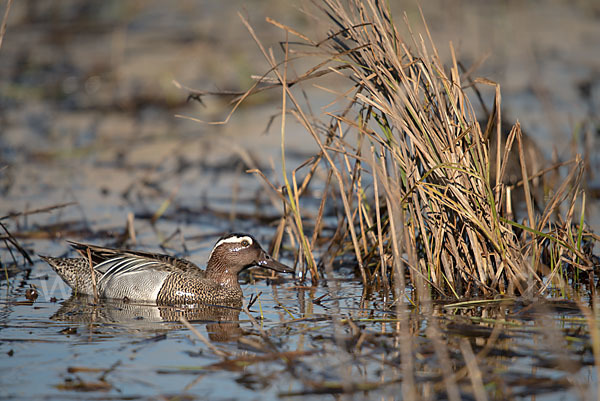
{"left": 1, "top": 0, "right": 599, "bottom": 250}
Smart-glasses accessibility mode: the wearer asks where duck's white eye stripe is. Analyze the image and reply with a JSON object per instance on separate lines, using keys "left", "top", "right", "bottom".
{"left": 214, "top": 235, "right": 253, "bottom": 248}
{"left": 208, "top": 235, "right": 254, "bottom": 260}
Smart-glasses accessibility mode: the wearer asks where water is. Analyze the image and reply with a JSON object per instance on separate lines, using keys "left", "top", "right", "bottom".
{"left": 2, "top": 266, "right": 598, "bottom": 400}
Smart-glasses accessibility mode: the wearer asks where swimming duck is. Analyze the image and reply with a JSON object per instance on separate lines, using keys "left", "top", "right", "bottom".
{"left": 40, "top": 233, "right": 293, "bottom": 306}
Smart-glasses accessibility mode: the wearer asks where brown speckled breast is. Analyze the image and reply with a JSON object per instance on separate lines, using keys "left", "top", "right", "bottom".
{"left": 156, "top": 273, "right": 243, "bottom": 306}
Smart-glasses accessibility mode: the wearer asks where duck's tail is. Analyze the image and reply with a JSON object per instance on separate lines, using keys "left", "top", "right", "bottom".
{"left": 39, "top": 255, "right": 97, "bottom": 296}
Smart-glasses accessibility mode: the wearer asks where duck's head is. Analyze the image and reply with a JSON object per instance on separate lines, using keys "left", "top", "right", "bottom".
{"left": 206, "top": 233, "right": 294, "bottom": 278}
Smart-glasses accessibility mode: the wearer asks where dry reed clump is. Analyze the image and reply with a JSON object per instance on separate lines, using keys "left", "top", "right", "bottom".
{"left": 190, "top": 0, "right": 599, "bottom": 299}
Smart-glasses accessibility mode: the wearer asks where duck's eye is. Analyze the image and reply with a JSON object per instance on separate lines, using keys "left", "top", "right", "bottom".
{"left": 241, "top": 240, "right": 249, "bottom": 247}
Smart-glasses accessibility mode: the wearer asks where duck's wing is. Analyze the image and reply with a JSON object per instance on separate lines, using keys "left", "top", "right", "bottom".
{"left": 89, "top": 254, "right": 195, "bottom": 302}
{"left": 67, "top": 240, "right": 204, "bottom": 275}
{"left": 92, "top": 254, "right": 169, "bottom": 290}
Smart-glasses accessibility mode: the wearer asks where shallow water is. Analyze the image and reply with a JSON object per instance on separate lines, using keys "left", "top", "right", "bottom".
{"left": 1, "top": 277, "right": 303, "bottom": 399}
{"left": 2, "top": 1, "right": 600, "bottom": 400}
{"left": 2, "top": 265, "right": 598, "bottom": 400}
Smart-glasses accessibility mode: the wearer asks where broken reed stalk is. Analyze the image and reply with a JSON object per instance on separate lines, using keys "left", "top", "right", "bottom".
{"left": 238, "top": 15, "right": 318, "bottom": 281}
{"left": 578, "top": 299, "right": 600, "bottom": 398}
{"left": 0, "top": 0, "right": 13, "bottom": 52}
{"left": 0, "top": 221, "right": 33, "bottom": 265}
{"left": 0, "top": 221, "right": 34, "bottom": 287}
{"left": 179, "top": 316, "right": 230, "bottom": 358}
{"left": 459, "top": 339, "right": 489, "bottom": 401}
{"left": 86, "top": 247, "right": 98, "bottom": 301}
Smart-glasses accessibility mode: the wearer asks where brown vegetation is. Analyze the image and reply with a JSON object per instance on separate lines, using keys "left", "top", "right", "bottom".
{"left": 210, "top": 0, "right": 600, "bottom": 300}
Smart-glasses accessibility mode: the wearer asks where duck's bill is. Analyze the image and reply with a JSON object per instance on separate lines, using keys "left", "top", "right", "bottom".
{"left": 256, "top": 250, "right": 294, "bottom": 273}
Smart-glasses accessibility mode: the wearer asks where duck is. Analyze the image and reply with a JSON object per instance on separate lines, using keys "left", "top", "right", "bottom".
{"left": 40, "top": 233, "right": 294, "bottom": 306}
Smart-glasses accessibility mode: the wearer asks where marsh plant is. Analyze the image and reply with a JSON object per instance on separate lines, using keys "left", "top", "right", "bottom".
{"left": 188, "top": 0, "right": 598, "bottom": 301}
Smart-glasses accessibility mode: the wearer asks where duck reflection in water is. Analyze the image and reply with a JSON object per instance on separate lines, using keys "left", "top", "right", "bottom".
{"left": 51, "top": 295, "right": 244, "bottom": 342}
